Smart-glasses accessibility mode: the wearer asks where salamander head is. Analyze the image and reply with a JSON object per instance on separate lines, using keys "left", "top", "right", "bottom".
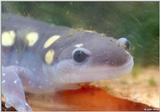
{"left": 45, "top": 32, "right": 134, "bottom": 86}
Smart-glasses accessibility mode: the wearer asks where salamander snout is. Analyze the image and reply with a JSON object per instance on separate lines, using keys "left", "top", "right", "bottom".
{"left": 105, "top": 37, "right": 131, "bottom": 66}
{"left": 68, "top": 37, "right": 132, "bottom": 67}
{"left": 84, "top": 37, "right": 132, "bottom": 67}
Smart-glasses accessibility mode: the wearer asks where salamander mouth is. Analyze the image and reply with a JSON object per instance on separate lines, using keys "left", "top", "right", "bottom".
{"left": 56, "top": 52, "right": 134, "bottom": 85}
{"left": 75, "top": 54, "right": 134, "bottom": 82}
{"left": 102, "top": 53, "right": 134, "bottom": 78}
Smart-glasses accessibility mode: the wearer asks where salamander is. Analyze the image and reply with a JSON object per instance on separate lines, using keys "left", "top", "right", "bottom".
{"left": 2, "top": 14, "right": 134, "bottom": 111}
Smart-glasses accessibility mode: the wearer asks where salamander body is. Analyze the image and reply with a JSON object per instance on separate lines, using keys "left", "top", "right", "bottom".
{"left": 2, "top": 14, "right": 134, "bottom": 111}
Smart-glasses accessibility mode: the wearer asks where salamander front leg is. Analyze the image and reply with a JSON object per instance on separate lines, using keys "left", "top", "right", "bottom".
{"left": 2, "top": 66, "right": 32, "bottom": 112}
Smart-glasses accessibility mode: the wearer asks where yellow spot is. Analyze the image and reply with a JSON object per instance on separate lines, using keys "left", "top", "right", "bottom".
{"left": 45, "top": 49, "right": 55, "bottom": 65}
{"left": 43, "top": 35, "right": 61, "bottom": 48}
{"left": 2, "top": 31, "right": 16, "bottom": 47}
{"left": 25, "top": 32, "right": 39, "bottom": 47}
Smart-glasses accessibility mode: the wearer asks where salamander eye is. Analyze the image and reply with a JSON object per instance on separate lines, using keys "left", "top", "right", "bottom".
{"left": 117, "top": 37, "right": 130, "bottom": 50}
{"left": 72, "top": 48, "right": 91, "bottom": 63}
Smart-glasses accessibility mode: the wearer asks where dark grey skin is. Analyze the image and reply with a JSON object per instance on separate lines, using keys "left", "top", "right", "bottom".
{"left": 2, "top": 14, "right": 134, "bottom": 112}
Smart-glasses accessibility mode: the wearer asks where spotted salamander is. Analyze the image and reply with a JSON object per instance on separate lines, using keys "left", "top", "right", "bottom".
{"left": 2, "top": 14, "right": 134, "bottom": 111}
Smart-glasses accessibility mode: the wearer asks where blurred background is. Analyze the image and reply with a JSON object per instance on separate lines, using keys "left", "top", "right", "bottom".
{"left": 1, "top": 2, "right": 159, "bottom": 109}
